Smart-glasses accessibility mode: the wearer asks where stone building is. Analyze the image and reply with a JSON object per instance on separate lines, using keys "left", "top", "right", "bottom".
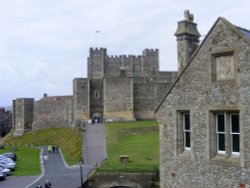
{"left": 156, "top": 11, "right": 250, "bottom": 187}
{"left": 12, "top": 48, "right": 177, "bottom": 134}
{"left": 0, "top": 108, "right": 12, "bottom": 138}
{"left": 73, "top": 48, "right": 177, "bottom": 124}
{"left": 12, "top": 98, "right": 34, "bottom": 136}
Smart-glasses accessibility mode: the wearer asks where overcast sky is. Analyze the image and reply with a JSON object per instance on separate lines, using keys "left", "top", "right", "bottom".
{"left": 1, "top": 0, "right": 250, "bottom": 106}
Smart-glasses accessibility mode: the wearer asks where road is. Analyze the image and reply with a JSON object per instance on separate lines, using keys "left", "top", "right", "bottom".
{"left": 0, "top": 123, "right": 106, "bottom": 188}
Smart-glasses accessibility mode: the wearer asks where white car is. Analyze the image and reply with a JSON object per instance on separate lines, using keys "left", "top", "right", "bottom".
{"left": 0, "top": 159, "right": 16, "bottom": 171}
{"left": 0, "top": 166, "right": 11, "bottom": 176}
{"left": 0, "top": 155, "right": 7, "bottom": 160}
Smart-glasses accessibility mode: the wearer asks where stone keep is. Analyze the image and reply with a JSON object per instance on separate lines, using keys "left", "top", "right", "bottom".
{"left": 12, "top": 47, "right": 177, "bottom": 133}
{"left": 156, "top": 11, "right": 250, "bottom": 188}
{"left": 73, "top": 48, "right": 177, "bottom": 123}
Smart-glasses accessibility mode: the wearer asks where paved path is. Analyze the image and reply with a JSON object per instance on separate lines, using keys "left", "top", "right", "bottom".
{"left": 85, "top": 123, "right": 106, "bottom": 167}
{"left": 0, "top": 123, "right": 106, "bottom": 188}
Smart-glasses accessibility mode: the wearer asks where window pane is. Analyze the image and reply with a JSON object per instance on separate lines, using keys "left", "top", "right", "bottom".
{"left": 217, "top": 114, "right": 225, "bottom": 132}
{"left": 185, "top": 132, "right": 190, "bottom": 148}
{"left": 232, "top": 134, "right": 240, "bottom": 152}
{"left": 231, "top": 114, "right": 239, "bottom": 133}
{"left": 184, "top": 113, "right": 190, "bottom": 130}
{"left": 218, "top": 133, "right": 225, "bottom": 151}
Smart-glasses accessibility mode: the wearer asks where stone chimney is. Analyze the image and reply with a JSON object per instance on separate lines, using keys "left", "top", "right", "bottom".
{"left": 175, "top": 10, "right": 200, "bottom": 73}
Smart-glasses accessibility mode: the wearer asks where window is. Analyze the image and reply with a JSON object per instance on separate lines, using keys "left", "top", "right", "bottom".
{"left": 183, "top": 113, "right": 191, "bottom": 149}
{"left": 94, "top": 90, "right": 100, "bottom": 98}
{"left": 213, "top": 112, "right": 240, "bottom": 156}
{"left": 177, "top": 111, "right": 191, "bottom": 154}
{"left": 216, "top": 114, "right": 226, "bottom": 154}
{"left": 120, "top": 69, "right": 126, "bottom": 77}
{"left": 231, "top": 114, "right": 240, "bottom": 154}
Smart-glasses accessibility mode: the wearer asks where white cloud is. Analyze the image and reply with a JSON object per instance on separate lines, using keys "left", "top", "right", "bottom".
{"left": 1, "top": 0, "right": 250, "bottom": 105}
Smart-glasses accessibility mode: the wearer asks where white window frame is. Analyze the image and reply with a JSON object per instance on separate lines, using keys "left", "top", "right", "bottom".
{"left": 216, "top": 113, "right": 226, "bottom": 154}
{"left": 230, "top": 113, "right": 240, "bottom": 155}
{"left": 215, "top": 112, "right": 240, "bottom": 156}
{"left": 183, "top": 112, "right": 191, "bottom": 150}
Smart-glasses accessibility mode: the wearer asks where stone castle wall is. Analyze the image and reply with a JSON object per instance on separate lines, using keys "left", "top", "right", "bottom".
{"left": 90, "top": 79, "right": 104, "bottom": 119}
{"left": 12, "top": 47, "right": 177, "bottom": 133}
{"left": 104, "top": 77, "right": 135, "bottom": 121}
{"left": 88, "top": 48, "right": 159, "bottom": 78}
{"left": 73, "top": 78, "right": 89, "bottom": 126}
{"left": 32, "top": 95, "right": 73, "bottom": 130}
{"left": 13, "top": 98, "right": 34, "bottom": 136}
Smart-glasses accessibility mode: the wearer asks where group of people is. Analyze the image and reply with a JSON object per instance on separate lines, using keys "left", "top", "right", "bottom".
{"left": 36, "top": 179, "right": 52, "bottom": 188}
{"left": 47, "top": 145, "right": 59, "bottom": 153}
{"left": 88, "top": 117, "right": 102, "bottom": 124}
{"left": 40, "top": 154, "right": 48, "bottom": 164}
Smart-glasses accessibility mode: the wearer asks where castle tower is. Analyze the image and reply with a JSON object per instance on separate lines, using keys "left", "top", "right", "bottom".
{"left": 73, "top": 78, "right": 90, "bottom": 126}
{"left": 12, "top": 98, "right": 34, "bottom": 136}
{"left": 175, "top": 10, "right": 200, "bottom": 73}
{"left": 88, "top": 48, "right": 107, "bottom": 79}
{"left": 142, "top": 49, "right": 159, "bottom": 76}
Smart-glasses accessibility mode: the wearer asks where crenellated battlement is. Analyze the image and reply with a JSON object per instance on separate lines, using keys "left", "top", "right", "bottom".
{"left": 88, "top": 47, "right": 159, "bottom": 78}
{"left": 89, "top": 47, "right": 107, "bottom": 55}
{"left": 143, "top": 49, "right": 159, "bottom": 56}
{"left": 107, "top": 54, "right": 141, "bottom": 60}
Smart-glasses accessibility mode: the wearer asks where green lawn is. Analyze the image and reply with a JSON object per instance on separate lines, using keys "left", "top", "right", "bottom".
{"left": 97, "top": 121, "right": 159, "bottom": 173}
{"left": 4, "top": 128, "right": 82, "bottom": 165}
{"left": 1, "top": 127, "right": 82, "bottom": 176}
{"left": 0, "top": 121, "right": 159, "bottom": 176}
{"left": 0, "top": 146, "right": 41, "bottom": 176}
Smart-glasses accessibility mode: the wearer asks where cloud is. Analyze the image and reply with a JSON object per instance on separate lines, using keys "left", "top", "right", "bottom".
{"left": 1, "top": 0, "right": 250, "bottom": 106}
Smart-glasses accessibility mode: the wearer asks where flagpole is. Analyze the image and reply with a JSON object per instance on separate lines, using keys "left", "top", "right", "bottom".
{"left": 95, "top": 30, "right": 100, "bottom": 47}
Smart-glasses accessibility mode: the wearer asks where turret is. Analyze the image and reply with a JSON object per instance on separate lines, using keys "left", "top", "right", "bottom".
{"left": 175, "top": 10, "right": 200, "bottom": 73}
{"left": 88, "top": 48, "right": 107, "bottom": 79}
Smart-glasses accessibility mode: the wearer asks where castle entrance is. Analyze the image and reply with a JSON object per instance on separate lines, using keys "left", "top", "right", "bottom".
{"left": 91, "top": 112, "right": 102, "bottom": 123}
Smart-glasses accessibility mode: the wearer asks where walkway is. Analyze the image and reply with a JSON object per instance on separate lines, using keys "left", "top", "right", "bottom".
{"left": 0, "top": 123, "right": 106, "bottom": 188}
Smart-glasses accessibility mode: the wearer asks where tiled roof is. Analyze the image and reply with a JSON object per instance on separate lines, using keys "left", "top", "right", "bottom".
{"left": 236, "top": 26, "right": 250, "bottom": 39}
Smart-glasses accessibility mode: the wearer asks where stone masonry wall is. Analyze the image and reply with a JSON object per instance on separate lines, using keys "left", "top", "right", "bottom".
{"left": 88, "top": 48, "right": 106, "bottom": 79}
{"left": 32, "top": 96, "right": 72, "bottom": 130}
{"left": 13, "top": 98, "right": 34, "bottom": 136}
{"left": 104, "top": 77, "right": 134, "bottom": 121}
{"left": 89, "top": 172, "right": 153, "bottom": 188}
{"left": 90, "top": 79, "right": 103, "bottom": 119}
{"left": 73, "top": 78, "right": 89, "bottom": 126}
{"left": 157, "top": 19, "right": 250, "bottom": 187}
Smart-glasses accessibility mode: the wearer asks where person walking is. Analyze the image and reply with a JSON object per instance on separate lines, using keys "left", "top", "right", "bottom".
{"left": 40, "top": 155, "right": 44, "bottom": 164}
{"left": 44, "top": 179, "right": 52, "bottom": 188}
{"left": 48, "top": 145, "right": 52, "bottom": 154}
{"left": 36, "top": 183, "right": 42, "bottom": 188}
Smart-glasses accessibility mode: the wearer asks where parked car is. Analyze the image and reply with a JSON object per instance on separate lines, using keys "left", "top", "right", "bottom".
{"left": 0, "top": 166, "right": 11, "bottom": 176}
{"left": 0, "top": 158, "right": 16, "bottom": 171}
{"left": 0, "top": 163, "right": 14, "bottom": 172}
{"left": 0, "top": 172, "right": 6, "bottom": 180}
{"left": 0, "top": 155, "right": 7, "bottom": 161}
{"left": 1, "top": 152, "right": 17, "bottom": 161}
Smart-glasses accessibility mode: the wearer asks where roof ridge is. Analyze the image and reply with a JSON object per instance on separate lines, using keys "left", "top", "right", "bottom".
{"left": 236, "top": 25, "right": 250, "bottom": 32}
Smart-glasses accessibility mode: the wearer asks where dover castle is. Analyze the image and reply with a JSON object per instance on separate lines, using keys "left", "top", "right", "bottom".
{"left": 12, "top": 47, "right": 177, "bottom": 135}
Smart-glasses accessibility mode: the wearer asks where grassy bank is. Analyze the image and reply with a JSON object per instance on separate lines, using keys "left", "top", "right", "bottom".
{"left": 0, "top": 127, "right": 82, "bottom": 176}
{"left": 97, "top": 121, "right": 159, "bottom": 173}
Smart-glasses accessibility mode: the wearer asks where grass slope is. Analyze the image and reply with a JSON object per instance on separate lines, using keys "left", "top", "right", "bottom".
{"left": 1, "top": 127, "right": 82, "bottom": 176}
{"left": 0, "top": 146, "right": 40, "bottom": 176}
{"left": 98, "top": 121, "right": 159, "bottom": 173}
